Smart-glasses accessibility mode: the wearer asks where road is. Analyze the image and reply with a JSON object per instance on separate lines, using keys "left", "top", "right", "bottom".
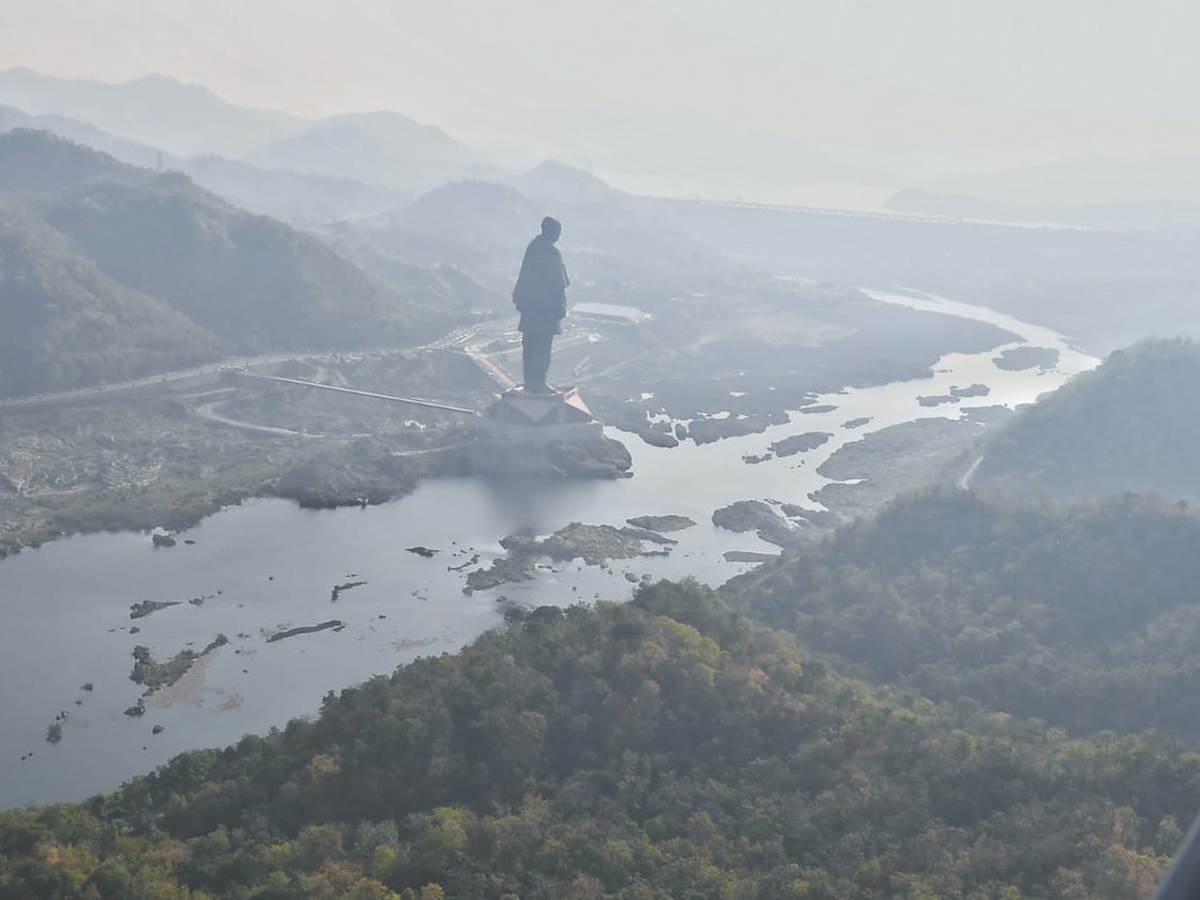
{"left": 0, "top": 353, "right": 309, "bottom": 413}
{"left": 0, "top": 323, "right": 506, "bottom": 414}
{"left": 0, "top": 307, "right": 635, "bottom": 415}
{"left": 960, "top": 453, "right": 985, "bottom": 490}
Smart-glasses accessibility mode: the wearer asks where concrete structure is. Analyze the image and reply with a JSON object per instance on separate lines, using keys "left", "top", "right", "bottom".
{"left": 481, "top": 387, "right": 602, "bottom": 443}
{"left": 572, "top": 302, "right": 653, "bottom": 325}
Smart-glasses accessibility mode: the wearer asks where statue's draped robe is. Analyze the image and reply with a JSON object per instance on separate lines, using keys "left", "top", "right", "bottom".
{"left": 512, "top": 233, "right": 569, "bottom": 391}
{"left": 513, "top": 235, "right": 569, "bottom": 335}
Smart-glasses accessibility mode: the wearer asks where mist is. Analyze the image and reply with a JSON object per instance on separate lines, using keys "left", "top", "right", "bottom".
{"left": 4, "top": 4, "right": 1200, "bottom": 898}
{"left": 4, "top": 0, "right": 1200, "bottom": 206}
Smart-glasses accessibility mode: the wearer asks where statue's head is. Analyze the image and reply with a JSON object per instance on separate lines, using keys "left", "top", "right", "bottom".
{"left": 540, "top": 216, "right": 562, "bottom": 243}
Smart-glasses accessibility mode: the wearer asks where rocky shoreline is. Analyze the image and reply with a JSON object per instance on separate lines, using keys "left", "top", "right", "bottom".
{"left": 0, "top": 407, "right": 633, "bottom": 561}
{"left": 129, "top": 634, "right": 229, "bottom": 699}
{"left": 462, "top": 520, "right": 681, "bottom": 595}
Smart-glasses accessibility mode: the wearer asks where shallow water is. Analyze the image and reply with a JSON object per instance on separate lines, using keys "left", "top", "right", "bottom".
{"left": 0, "top": 288, "right": 1098, "bottom": 808}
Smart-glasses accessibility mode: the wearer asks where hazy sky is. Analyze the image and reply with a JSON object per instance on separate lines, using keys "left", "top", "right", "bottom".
{"left": 3, "top": 1, "right": 1198, "bottom": 195}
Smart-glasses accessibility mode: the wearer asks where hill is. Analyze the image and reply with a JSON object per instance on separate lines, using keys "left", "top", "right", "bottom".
{"left": 0, "top": 105, "right": 404, "bottom": 222}
{"left": 371, "top": 177, "right": 735, "bottom": 297}
{"left": 0, "top": 125, "right": 141, "bottom": 194}
{"left": 0, "top": 102, "right": 164, "bottom": 170}
{"left": 0, "top": 67, "right": 304, "bottom": 157}
{"left": 0, "top": 70, "right": 481, "bottom": 216}
{"left": 38, "top": 174, "right": 422, "bottom": 352}
{"left": 0, "top": 131, "right": 443, "bottom": 393}
{"left": 381, "top": 180, "right": 542, "bottom": 275}
{"left": 249, "top": 111, "right": 481, "bottom": 194}
{"left": 730, "top": 488, "right": 1200, "bottom": 737}
{"left": 174, "top": 153, "right": 405, "bottom": 222}
{"left": 972, "top": 338, "right": 1200, "bottom": 500}
{"left": 511, "top": 159, "right": 625, "bottom": 206}
{"left": 0, "top": 202, "right": 223, "bottom": 397}
{"left": 0, "top": 583, "right": 1193, "bottom": 899}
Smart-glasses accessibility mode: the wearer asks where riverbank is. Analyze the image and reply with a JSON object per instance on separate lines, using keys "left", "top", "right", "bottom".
{"left": 0, "top": 345, "right": 641, "bottom": 559}
{"left": 0, "top": 281, "right": 1100, "bottom": 808}
{"left": 0, "top": 398, "right": 440, "bottom": 559}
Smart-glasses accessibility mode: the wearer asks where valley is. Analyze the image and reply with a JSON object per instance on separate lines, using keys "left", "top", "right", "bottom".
{"left": 2, "top": 58, "right": 1199, "bottom": 900}
{"left": 0, "top": 280, "right": 1095, "bottom": 809}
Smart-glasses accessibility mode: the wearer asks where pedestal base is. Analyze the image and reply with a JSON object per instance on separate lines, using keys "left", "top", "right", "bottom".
{"left": 481, "top": 386, "right": 602, "bottom": 443}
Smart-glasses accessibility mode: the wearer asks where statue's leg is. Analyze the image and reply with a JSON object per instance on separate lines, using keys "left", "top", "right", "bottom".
{"left": 523, "top": 330, "right": 553, "bottom": 392}
{"left": 522, "top": 331, "right": 538, "bottom": 389}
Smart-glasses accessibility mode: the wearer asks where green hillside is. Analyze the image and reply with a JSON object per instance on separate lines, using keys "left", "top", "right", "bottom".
{"left": 0, "top": 127, "right": 139, "bottom": 194}
{"left": 730, "top": 488, "right": 1200, "bottom": 736}
{"left": 973, "top": 338, "right": 1200, "bottom": 500}
{"left": 40, "top": 175, "right": 424, "bottom": 352}
{"left": 0, "top": 202, "right": 223, "bottom": 397}
{"left": 0, "top": 131, "right": 443, "bottom": 394}
{"left": 0, "top": 584, "right": 1193, "bottom": 899}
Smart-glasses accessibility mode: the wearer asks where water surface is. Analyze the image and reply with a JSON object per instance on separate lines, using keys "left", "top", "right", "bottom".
{"left": 0, "top": 288, "right": 1097, "bottom": 808}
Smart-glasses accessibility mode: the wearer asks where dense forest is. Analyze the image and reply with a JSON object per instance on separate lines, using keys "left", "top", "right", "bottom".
{"left": 973, "top": 339, "right": 1200, "bottom": 501}
{"left": 1, "top": 579, "right": 1196, "bottom": 899}
{"left": 0, "top": 201, "right": 223, "bottom": 397}
{"left": 730, "top": 488, "right": 1200, "bottom": 737}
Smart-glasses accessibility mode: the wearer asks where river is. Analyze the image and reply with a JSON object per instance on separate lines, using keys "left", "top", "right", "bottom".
{"left": 0, "top": 288, "right": 1097, "bottom": 809}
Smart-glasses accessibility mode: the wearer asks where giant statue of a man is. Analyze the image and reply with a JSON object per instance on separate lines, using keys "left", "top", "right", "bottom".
{"left": 512, "top": 216, "right": 569, "bottom": 393}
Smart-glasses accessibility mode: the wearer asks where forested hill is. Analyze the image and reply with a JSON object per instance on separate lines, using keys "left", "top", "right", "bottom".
{"left": 0, "top": 126, "right": 141, "bottom": 193}
{"left": 972, "top": 338, "right": 1200, "bottom": 500}
{"left": 0, "top": 130, "right": 442, "bottom": 396}
{"left": 729, "top": 488, "right": 1200, "bottom": 736}
{"left": 1, "top": 582, "right": 1195, "bottom": 899}
{"left": 0, "top": 202, "right": 223, "bottom": 397}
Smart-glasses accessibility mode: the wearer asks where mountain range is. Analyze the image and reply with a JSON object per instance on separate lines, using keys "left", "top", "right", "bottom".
{"left": 0, "top": 101, "right": 405, "bottom": 222}
{"left": 0, "top": 68, "right": 299, "bottom": 158}
{"left": 0, "top": 68, "right": 481, "bottom": 198}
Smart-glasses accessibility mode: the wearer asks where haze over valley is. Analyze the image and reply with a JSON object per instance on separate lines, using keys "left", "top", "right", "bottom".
{"left": 3, "top": 6, "right": 1200, "bottom": 898}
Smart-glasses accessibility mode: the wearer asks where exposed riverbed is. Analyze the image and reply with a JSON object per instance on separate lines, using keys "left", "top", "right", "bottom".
{"left": 0, "top": 287, "right": 1098, "bottom": 808}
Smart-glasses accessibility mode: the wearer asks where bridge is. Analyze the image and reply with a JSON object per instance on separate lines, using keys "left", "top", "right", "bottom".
{"left": 680, "top": 196, "right": 960, "bottom": 225}
{"left": 642, "top": 195, "right": 1086, "bottom": 230}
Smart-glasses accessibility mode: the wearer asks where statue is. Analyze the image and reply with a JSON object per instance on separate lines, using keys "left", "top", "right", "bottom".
{"left": 512, "top": 216, "right": 569, "bottom": 393}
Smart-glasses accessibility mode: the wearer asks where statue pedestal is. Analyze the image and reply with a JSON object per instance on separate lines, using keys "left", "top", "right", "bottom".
{"left": 481, "top": 386, "right": 601, "bottom": 444}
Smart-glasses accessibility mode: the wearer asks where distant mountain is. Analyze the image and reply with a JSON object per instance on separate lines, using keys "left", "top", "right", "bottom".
{"left": 0, "top": 69, "right": 488, "bottom": 217}
{"left": 176, "top": 154, "right": 405, "bottom": 223}
{"left": 364, "top": 177, "right": 737, "bottom": 305}
{"left": 511, "top": 159, "right": 625, "bottom": 206}
{"left": 0, "top": 131, "right": 444, "bottom": 394}
{"left": 0, "top": 105, "right": 402, "bottom": 222}
{"left": 248, "top": 110, "right": 481, "bottom": 194}
{"left": 0, "top": 68, "right": 304, "bottom": 157}
{"left": 0, "top": 200, "right": 222, "bottom": 397}
{"left": 0, "top": 102, "right": 164, "bottom": 169}
{"left": 379, "top": 180, "right": 541, "bottom": 275}
{"left": 972, "top": 338, "right": 1200, "bottom": 500}
{"left": 328, "top": 226, "right": 509, "bottom": 316}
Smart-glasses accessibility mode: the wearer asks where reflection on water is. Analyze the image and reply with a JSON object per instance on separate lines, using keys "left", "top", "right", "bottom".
{"left": 0, "top": 288, "right": 1098, "bottom": 808}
